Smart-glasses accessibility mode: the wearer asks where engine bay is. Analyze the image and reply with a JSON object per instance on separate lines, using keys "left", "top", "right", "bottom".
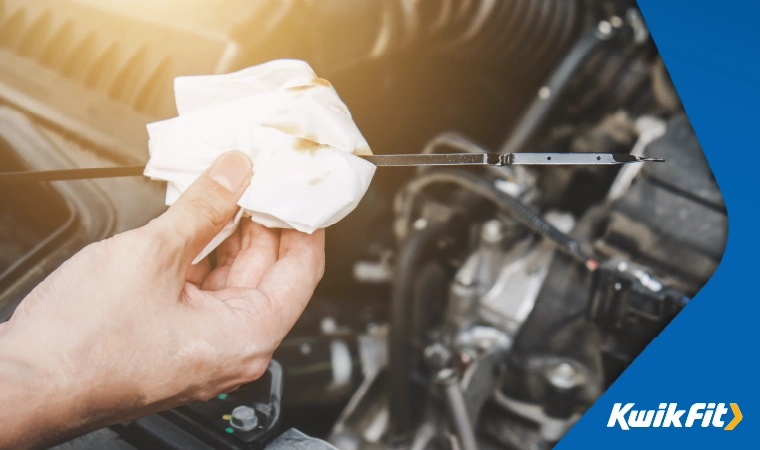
{"left": 0, "top": 1, "right": 726, "bottom": 449}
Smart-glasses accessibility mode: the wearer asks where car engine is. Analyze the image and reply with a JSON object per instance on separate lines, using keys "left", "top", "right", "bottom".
{"left": 0, "top": 1, "right": 726, "bottom": 449}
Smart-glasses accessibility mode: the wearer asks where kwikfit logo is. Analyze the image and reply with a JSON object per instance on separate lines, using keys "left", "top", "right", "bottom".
{"left": 607, "top": 403, "right": 742, "bottom": 430}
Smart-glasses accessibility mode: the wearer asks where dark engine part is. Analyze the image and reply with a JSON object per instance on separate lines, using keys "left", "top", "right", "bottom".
{"left": 497, "top": 112, "right": 726, "bottom": 445}
{"left": 597, "top": 113, "right": 727, "bottom": 292}
{"left": 589, "top": 261, "right": 686, "bottom": 333}
{"left": 116, "top": 361, "right": 284, "bottom": 450}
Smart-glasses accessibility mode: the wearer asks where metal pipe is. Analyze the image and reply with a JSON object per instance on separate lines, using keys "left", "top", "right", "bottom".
{"left": 436, "top": 368, "right": 478, "bottom": 450}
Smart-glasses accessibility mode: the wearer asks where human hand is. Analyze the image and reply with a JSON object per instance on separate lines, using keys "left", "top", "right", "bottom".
{"left": 0, "top": 151, "right": 325, "bottom": 449}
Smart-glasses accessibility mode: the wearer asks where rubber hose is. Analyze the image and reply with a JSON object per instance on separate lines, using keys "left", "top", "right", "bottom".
{"left": 388, "top": 222, "right": 450, "bottom": 442}
{"left": 404, "top": 169, "right": 592, "bottom": 267}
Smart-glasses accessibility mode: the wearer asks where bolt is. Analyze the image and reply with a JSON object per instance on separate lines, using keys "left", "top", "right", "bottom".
{"left": 547, "top": 362, "right": 583, "bottom": 390}
{"left": 597, "top": 20, "right": 613, "bottom": 36}
{"left": 458, "top": 350, "right": 473, "bottom": 367}
{"left": 610, "top": 16, "right": 624, "bottom": 28}
{"left": 481, "top": 220, "right": 504, "bottom": 244}
{"left": 477, "top": 337, "right": 495, "bottom": 352}
{"left": 321, "top": 316, "right": 338, "bottom": 334}
{"left": 456, "top": 274, "right": 475, "bottom": 288}
{"left": 538, "top": 86, "right": 551, "bottom": 100}
{"left": 435, "top": 367, "right": 459, "bottom": 386}
{"left": 413, "top": 218, "right": 428, "bottom": 230}
{"left": 617, "top": 261, "right": 628, "bottom": 272}
{"left": 332, "top": 434, "right": 359, "bottom": 450}
{"left": 424, "top": 343, "right": 452, "bottom": 369}
{"left": 230, "top": 405, "right": 259, "bottom": 431}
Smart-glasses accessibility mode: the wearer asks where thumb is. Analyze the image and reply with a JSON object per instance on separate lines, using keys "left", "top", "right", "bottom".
{"left": 153, "top": 151, "right": 253, "bottom": 266}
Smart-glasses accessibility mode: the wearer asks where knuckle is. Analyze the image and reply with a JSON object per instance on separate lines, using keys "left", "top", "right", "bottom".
{"left": 246, "top": 356, "right": 271, "bottom": 382}
{"left": 189, "top": 193, "right": 228, "bottom": 228}
{"left": 315, "top": 249, "right": 326, "bottom": 281}
{"left": 291, "top": 246, "right": 325, "bottom": 282}
{"left": 194, "top": 387, "right": 219, "bottom": 402}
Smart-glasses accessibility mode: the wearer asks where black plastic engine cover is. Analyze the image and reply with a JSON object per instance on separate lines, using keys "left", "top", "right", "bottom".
{"left": 597, "top": 113, "right": 727, "bottom": 293}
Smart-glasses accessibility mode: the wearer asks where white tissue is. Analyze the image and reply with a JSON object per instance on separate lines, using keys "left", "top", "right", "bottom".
{"left": 144, "top": 59, "right": 376, "bottom": 263}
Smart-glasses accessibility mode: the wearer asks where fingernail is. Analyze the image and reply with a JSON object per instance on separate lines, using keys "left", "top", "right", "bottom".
{"left": 209, "top": 151, "right": 252, "bottom": 191}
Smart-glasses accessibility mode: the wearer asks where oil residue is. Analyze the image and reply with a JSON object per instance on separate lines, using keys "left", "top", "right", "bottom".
{"left": 312, "top": 77, "right": 331, "bottom": 88}
{"left": 293, "top": 136, "right": 326, "bottom": 155}
{"left": 287, "top": 85, "right": 316, "bottom": 92}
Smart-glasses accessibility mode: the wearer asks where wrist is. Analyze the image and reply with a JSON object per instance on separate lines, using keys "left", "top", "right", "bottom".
{"left": 0, "top": 337, "right": 54, "bottom": 448}
{"left": 0, "top": 328, "right": 91, "bottom": 449}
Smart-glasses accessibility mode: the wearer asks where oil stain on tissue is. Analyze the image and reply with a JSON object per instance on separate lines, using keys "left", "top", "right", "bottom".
{"left": 286, "top": 78, "right": 331, "bottom": 92}
{"left": 261, "top": 122, "right": 327, "bottom": 156}
{"left": 294, "top": 136, "right": 327, "bottom": 156}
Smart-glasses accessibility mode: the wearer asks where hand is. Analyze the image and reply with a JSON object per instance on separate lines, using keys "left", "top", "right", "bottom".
{"left": 0, "top": 151, "right": 325, "bottom": 449}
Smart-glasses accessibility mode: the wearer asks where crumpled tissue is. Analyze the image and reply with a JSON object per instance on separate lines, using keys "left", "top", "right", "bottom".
{"left": 144, "top": 59, "right": 376, "bottom": 263}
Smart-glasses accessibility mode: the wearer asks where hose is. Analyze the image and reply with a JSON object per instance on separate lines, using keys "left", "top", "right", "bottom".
{"left": 403, "top": 169, "right": 596, "bottom": 269}
{"left": 388, "top": 221, "right": 451, "bottom": 442}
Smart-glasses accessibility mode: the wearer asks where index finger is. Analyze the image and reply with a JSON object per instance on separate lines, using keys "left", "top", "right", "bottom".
{"left": 255, "top": 228, "right": 325, "bottom": 330}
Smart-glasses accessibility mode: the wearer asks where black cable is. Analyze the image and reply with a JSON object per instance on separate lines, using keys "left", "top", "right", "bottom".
{"left": 500, "top": 23, "right": 615, "bottom": 154}
{"left": 0, "top": 165, "right": 146, "bottom": 184}
{"left": 404, "top": 169, "right": 597, "bottom": 269}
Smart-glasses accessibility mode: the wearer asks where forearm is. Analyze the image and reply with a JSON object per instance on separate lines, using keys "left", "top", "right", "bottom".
{"left": 0, "top": 348, "right": 74, "bottom": 450}
{"left": 0, "top": 329, "right": 175, "bottom": 449}
{"left": 0, "top": 324, "right": 110, "bottom": 450}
